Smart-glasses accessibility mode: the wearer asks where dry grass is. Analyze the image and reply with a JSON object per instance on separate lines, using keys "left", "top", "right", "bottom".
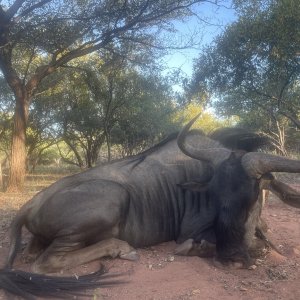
{"left": 0, "top": 166, "right": 76, "bottom": 210}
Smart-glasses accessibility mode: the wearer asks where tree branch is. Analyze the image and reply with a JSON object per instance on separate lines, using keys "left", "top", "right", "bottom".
{"left": 14, "top": 0, "right": 52, "bottom": 22}
{"left": 6, "top": 0, "right": 26, "bottom": 19}
{"left": 22, "top": 48, "right": 36, "bottom": 84}
{"left": 56, "top": 143, "right": 82, "bottom": 168}
{"left": 277, "top": 69, "right": 296, "bottom": 109}
{"left": 280, "top": 111, "right": 300, "bottom": 128}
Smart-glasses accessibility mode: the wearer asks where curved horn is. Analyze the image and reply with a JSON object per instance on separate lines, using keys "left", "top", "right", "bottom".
{"left": 177, "top": 114, "right": 231, "bottom": 166}
{"left": 242, "top": 152, "right": 300, "bottom": 178}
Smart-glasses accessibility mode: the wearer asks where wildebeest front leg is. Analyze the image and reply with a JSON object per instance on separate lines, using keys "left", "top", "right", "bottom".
{"left": 33, "top": 238, "right": 138, "bottom": 273}
{"left": 175, "top": 239, "right": 216, "bottom": 257}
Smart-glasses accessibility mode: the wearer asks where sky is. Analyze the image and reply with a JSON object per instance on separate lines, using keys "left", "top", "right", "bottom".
{"left": 164, "top": 1, "right": 237, "bottom": 78}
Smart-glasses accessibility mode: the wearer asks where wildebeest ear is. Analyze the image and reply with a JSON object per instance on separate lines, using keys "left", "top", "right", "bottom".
{"left": 177, "top": 181, "right": 209, "bottom": 192}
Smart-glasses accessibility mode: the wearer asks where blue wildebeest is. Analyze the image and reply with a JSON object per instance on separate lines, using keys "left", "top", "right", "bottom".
{"left": 0, "top": 116, "right": 300, "bottom": 299}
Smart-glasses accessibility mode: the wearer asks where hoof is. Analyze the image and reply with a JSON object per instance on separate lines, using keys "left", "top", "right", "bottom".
{"left": 212, "top": 257, "right": 255, "bottom": 270}
{"left": 120, "top": 250, "right": 139, "bottom": 261}
{"left": 213, "top": 258, "right": 243, "bottom": 270}
{"left": 174, "top": 239, "right": 194, "bottom": 255}
{"left": 175, "top": 239, "right": 215, "bottom": 257}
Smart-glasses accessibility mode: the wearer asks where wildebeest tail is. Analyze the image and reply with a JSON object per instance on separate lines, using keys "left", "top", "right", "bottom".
{"left": 5, "top": 208, "right": 28, "bottom": 269}
{"left": 0, "top": 265, "right": 125, "bottom": 299}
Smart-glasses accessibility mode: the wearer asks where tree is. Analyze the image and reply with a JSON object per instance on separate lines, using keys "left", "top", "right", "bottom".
{"left": 112, "top": 72, "right": 178, "bottom": 156}
{"left": 26, "top": 97, "right": 60, "bottom": 172}
{"left": 191, "top": 0, "right": 300, "bottom": 153}
{"left": 0, "top": 0, "right": 218, "bottom": 191}
{"left": 173, "top": 101, "right": 235, "bottom": 134}
{"left": 52, "top": 54, "right": 177, "bottom": 165}
{"left": 0, "top": 77, "right": 14, "bottom": 162}
{"left": 0, "top": 108, "right": 12, "bottom": 190}
{"left": 232, "top": 105, "right": 290, "bottom": 155}
{"left": 55, "top": 68, "right": 107, "bottom": 168}
{"left": 0, "top": 78, "right": 60, "bottom": 172}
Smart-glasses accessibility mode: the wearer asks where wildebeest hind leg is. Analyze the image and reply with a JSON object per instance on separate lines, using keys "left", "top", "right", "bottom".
{"left": 32, "top": 238, "right": 138, "bottom": 273}
{"left": 23, "top": 236, "right": 47, "bottom": 262}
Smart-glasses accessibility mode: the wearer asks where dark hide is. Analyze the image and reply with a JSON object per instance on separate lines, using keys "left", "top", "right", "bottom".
{"left": 1, "top": 132, "right": 218, "bottom": 298}
{"left": 211, "top": 152, "right": 259, "bottom": 266}
{"left": 178, "top": 152, "right": 260, "bottom": 266}
{"left": 15, "top": 132, "right": 214, "bottom": 252}
{"left": 176, "top": 130, "right": 271, "bottom": 266}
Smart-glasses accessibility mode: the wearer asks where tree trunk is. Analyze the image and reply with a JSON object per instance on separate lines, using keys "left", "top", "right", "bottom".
{"left": 275, "top": 121, "right": 288, "bottom": 156}
{"left": 105, "top": 131, "right": 111, "bottom": 162}
{"left": 62, "top": 138, "right": 85, "bottom": 169}
{"left": 7, "top": 95, "right": 29, "bottom": 192}
{"left": 86, "top": 150, "right": 92, "bottom": 168}
{"left": 0, "top": 162, "right": 3, "bottom": 191}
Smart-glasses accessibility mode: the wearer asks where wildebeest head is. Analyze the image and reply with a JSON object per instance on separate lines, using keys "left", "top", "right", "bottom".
{"left": 177, "top": 115, "right": 300, "bottom": 266}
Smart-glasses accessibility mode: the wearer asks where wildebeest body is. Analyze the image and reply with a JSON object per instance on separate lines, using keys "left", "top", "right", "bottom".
{"left": 22, "top": 135, "right": 213, "bottom": 251}
{"left": 2, "top": 123, "right": 300, "bottom": 299}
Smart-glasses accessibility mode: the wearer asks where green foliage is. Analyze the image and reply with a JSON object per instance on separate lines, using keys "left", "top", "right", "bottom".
{"left": 0, "top": 50, "right": 180, "bottom": 168}
{"left": 1, "top": 0, "right": 208, "bottom": 87}
{"left": 53, "top": 55, "right": 178, "bottom": 163}
{"left": 1, "top": 0, "right": 213, "bottom": 189}
{"left": 191, "top": 0, "right": 300, "bottom": 154}
{"left": 111, "top": 72, "right": 178, "bottom": 156}
{"left": 26, "top": 90, "right": 62, "bottom": 170}
{"left": 173, "top": 101, "right": 235, "bottom": 134}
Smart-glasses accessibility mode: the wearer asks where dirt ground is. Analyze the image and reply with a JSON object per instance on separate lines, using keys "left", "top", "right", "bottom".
{"left": 0, "top": 175, "right": 300, "bottom": 300}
